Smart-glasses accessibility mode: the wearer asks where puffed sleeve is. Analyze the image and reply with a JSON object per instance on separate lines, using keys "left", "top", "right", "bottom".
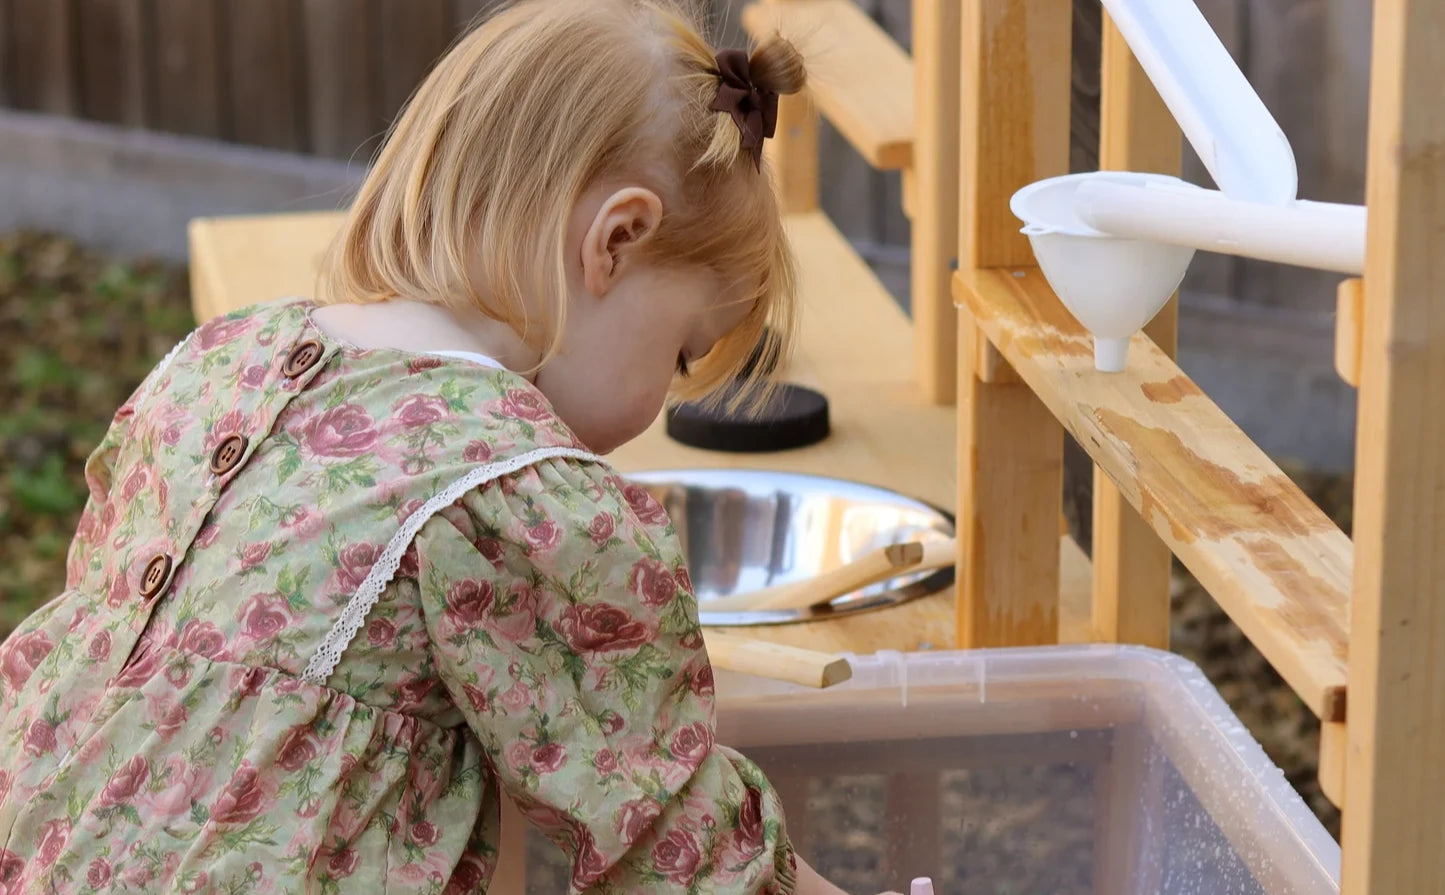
{"left": 413, "top": 456, "right": 798, "bottom": 894}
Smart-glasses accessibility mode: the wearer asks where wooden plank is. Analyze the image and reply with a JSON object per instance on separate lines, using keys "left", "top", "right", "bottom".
{"left": 453, "top": 0, "right": 493, "bottom": 32}
{"left": 955, "top": 0, "right": 1072, "bottom": 649}
{"left": 0, "top": 0, "right": 9, "bottom": 107}
{"left": 1090, "top": 14, "right": 1182, "bottom": 650}
{"left": 955, "top": 268, "right": 1353, "bottom": 721}
{"left": 1319, "top": 720, "right": 1345, "bottom": 808}
{"left": 226, "top": 0, "right": 306, "bottom": 151}
{"left": 150, "top": 0, "right": 224, "bottom": 138}
{"left": 756, "top": 0, "right": 821, "bottom": 214}
{"left": 76, "top": 0, "right": 147, "bottom": 126}
{"left": 742, "top": 0, "right": 913, "bottom": 170}
{"left": 9, "top": 0, "right": 76, "bottom": 114}
{"left": 302, "top": 0, "right": 376, "bottom": 159}
{"left": 908, "top": 0, "right": 959, "bottom": 405}
{"left": 766, "top": 90, "right": 820, "bottom": 214}
{"left": 1342, "top": 0, "right": 1445, "bottom": 890}
{"left": 1335, "top": 277, "right": 1363, "bottom": 387}
{"left": 376, "top": 0, "right": 451, "bottom": 125}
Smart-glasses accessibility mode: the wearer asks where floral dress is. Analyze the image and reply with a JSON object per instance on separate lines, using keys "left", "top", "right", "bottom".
{"left": 0, "top": 299, "right": 797, "bottom": 894}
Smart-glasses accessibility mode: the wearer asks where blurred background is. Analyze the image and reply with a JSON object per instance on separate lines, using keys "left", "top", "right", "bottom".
{"left": 0, "top": 0, "right": 1364, "bottom": 841}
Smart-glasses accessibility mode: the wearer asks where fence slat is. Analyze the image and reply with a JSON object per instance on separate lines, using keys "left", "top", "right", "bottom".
{"left": 0, "top": 0, "right": 11, "bottom": 107}
{"left": 76, "top": 0, "right": 147, "bottom": 126}
{"left": 150, "top": 0, "right": 224, "bottom": 138}
{"left": 227, "top": 0, "right": 305, "bottom": 152}
{"left": 10, "top": 0, "right": 76, "bottom": 114}
{"left": 302, "top": 0, "right": 375, "bottom": 159}
{"left": 376, "top": 0, "right": 451, "bottom": 124}
{"left": 452, "top": 0, "right": 495, "bottom": 33}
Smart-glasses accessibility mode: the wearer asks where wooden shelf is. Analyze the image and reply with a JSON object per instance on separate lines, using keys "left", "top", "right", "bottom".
{"left": 956, "top": 267, "right": 1352, "bottom": 721}
{"left": 742, "top": 0, "right": 914, "bottom": 171}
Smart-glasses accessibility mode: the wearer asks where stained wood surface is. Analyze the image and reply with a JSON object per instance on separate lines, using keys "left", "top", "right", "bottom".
{"left": 742, "top": 0, "right": 914, "bottom": 170}
{"left": 0, "top": 0, "right": 9, "bottom": 107}
{"left": 452, "top": 0, "right": 495, "bottom": 31}
{"left": 954, "top": 0, "right": 1072, "bottom": 649}
{"left": 302, "top": 0, "right": 377, "bottom": 160}
{"left": 1342, "top": 0, "right": 1445, "bottom": 890}
{"left": 908, "top": 0, "right": 959, "bottom": 404}
{"left": 150, "top": 0, "right": 225, "bottom": 138}
{"left": 955, "top": 268, "right": 1352, "bottom": 721}
{"left": 228, "top": 0, "right": 306, "bottom": 152}
{"left": 1090, "top": 14, "right": 1182, "bottom": 650}
{"left": 9, "top": 0, "right": 74, "bottom": 115}
{"left": 377, "top": 0, "right": 451, "bottom": 126}
{"left": 76, "top": 0, "right": 147, "bottom": 126}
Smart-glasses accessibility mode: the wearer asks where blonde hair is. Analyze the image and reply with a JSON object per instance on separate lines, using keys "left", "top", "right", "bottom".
{"left": 320, "top": 0, "right": 806, "bottom": 407}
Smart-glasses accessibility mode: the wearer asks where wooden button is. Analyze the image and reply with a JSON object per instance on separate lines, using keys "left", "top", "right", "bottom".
{"left": 208, "top": 433, "right": 248, "bottom": 475}
{"left": 281, "top": 340, "right": 324, "bottom": 378}
{"left": 138, "top": 553, "right": 173, "bottom": 599}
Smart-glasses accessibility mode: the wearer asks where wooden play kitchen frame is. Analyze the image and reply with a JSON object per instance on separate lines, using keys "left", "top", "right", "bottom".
{"left": 187, "top": 0, "right": 1443, "bottom": 891}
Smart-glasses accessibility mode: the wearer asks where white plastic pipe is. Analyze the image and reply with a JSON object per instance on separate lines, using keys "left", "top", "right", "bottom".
{"left": 1099, "top": 0, "right": 1297, "bottom": 205}
{"left": 1074, "top": 178, "right": 1366, "bottom": 275}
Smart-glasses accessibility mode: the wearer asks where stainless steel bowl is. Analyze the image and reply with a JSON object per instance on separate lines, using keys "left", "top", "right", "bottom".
{"left": 627, "top": 469, "right": 955, "bottom": 626}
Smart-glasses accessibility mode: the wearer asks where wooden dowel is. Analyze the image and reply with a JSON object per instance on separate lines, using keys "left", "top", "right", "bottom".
{"left": 702, "top": 630, "right": 853, "bottom": 689}
{"left": 702, "top": 541, "right": 930, "bottom": 613}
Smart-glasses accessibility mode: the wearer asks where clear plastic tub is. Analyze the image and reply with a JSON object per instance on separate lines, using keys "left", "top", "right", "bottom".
{"left": 519, "top": 645, "right": 1340, "bottom": 894}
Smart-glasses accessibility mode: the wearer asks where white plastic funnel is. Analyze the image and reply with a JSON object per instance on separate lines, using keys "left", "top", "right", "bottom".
{"left": 1011, "top": 172, "right": 1196, "bottom": 373}
{"left": 910, "top": 879, "right": 935, "bottom": 895}
{"left": 1100, "top": 0, "right": 1297, "bottom": 205}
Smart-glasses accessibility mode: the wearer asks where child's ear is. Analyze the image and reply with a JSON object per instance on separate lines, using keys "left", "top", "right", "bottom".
{"left": 581, "top": 187, "right": 663, "bottom": 297}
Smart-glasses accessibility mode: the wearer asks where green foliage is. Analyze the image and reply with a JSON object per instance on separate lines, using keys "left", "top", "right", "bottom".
{"left": 0, "top": 231, "right": 194, "bottom": 639}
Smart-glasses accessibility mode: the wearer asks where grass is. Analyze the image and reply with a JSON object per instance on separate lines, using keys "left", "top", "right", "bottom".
{"left": 0, "top": 231, "right": 194, "bottom": 633}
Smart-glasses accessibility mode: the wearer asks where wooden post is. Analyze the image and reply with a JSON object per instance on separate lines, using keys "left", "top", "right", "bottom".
{"left": 956, "top": 0, "right": 1071, "bottom": 648}
{"left": 759, "top": 0, "right": 820, "bottom": 214}
{"left": 302, "top": 0, "right": 378, "bottom": 160}
{"left": 1342, "top": 0, "right": 1445, "bottom": 891}
{"left": 9, "top": 0, "right": 77, "bottom": 115}
{"left": 1089, "top": 15, "right": 1181, "bottom": 649}
{"left": 910, "top": 0, "right": 961, "bottom": 405}
{"left": 76, "top": 0, "right": 149, "bottom": 127}
{"left": 151, "top": 0, "right": 226, "bottom": 139}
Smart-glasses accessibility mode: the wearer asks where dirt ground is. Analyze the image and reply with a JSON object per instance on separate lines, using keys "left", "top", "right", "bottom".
{"left": 0, "top": 230, "right": 1344, "bottom": 888}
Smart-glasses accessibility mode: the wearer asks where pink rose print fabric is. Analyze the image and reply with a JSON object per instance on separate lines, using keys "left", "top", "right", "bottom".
{"left": 0, "top": 299, "right": 796, "bottom": 893}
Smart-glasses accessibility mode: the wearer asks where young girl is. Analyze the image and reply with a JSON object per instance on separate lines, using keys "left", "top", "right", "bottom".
{"left": 0, "top": 1, "right": 885, "bottom": 892}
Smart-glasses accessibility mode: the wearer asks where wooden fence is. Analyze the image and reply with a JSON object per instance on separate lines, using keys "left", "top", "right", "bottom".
{"left": 0, "top": 0, "right": 1368, "bottom": 278}
{"left": 0, "top": 0, "right": 511, "bottom": 158}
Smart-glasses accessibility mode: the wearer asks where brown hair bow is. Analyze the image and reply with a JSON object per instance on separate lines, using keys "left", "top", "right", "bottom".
{"left": 710, "top": 49, "right": 778, "bottom": 171}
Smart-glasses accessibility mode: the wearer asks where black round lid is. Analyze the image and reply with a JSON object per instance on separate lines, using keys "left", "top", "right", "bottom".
{"left": 665, "top": 382, "right": 829, "bottom": 453}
